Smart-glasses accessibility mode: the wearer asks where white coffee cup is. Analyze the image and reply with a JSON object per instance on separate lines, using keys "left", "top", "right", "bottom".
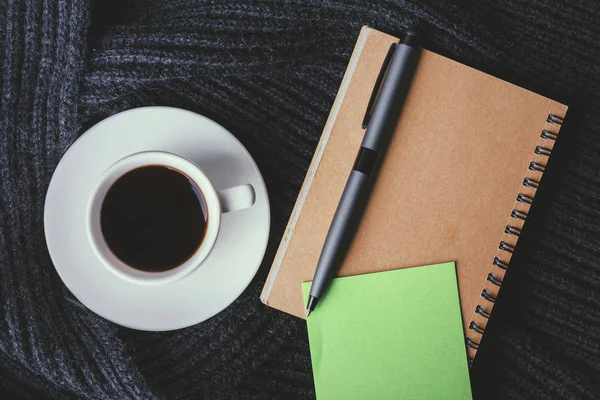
{"left": 87, "top": 151, "right": 255, "bottom": 285}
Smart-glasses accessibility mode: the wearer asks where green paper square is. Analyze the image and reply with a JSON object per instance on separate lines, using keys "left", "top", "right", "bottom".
{"left": 302, "top": 262, "right": 472, "bottom": 400}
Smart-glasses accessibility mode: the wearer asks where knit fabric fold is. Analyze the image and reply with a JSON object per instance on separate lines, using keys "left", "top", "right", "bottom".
{"left": 0, "top": 1, "right": 156, "bottom": 398}
{"left": 1, "top": 0, "right": 599, "bottom": 399}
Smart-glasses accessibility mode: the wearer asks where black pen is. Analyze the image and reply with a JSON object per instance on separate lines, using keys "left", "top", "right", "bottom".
{"left": 306, "top": 31, "right": 421, "bottom": 317}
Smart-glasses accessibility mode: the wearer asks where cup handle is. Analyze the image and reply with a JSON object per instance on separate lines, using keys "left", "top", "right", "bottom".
{"left": 217, "top": 184, "right": 256, "bottom": 214}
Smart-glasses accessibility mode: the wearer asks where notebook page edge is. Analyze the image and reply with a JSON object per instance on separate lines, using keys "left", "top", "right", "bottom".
{"left": 260, "top": 26, "right": 375, "bottom": 304}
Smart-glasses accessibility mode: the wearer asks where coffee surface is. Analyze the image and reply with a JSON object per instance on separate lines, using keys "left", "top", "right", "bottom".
{"left": 100, "top": 165, "right": 207, "bottom": 272}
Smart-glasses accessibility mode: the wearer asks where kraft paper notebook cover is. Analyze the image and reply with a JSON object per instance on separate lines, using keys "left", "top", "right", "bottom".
{"left": 261, "top": 26, "right": 568, "bottom": 360}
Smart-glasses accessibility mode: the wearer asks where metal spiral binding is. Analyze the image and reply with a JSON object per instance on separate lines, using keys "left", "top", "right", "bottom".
{"left": 529, "top": 162, "right": 546, "bottom": 172}
{"left": 481, "top": 289, "right": 496, "bottom": 303}
{"left": 541, "top": 130, "right": 558, "bottom": 140}
{"left": 523, "top": 177, "right": 540, "bottom": 188}
{"left": 466, "top": 338, "right": 480, "bottom": 350}
{"left": 476, "top": 305, "right": 491, "bottom": 318}
{"left": 469, "top": 321, "right": 485, "bottom": 334}
{"left": 467, "top": 114, "right": 563, "bottom": 359}
{"left": 493, "top": 256, "right": 509, "bottom": 270}
{"left": 535, "top": 146, "right": 552, "bottom": 156}
{"left": 504, "top": 225, "right": 521, "bottom": 237}
{"left": 517, "top": 193, "right": 534, "bottom": 204}
{"left": 499, "top": 241, "right": 515, "bottom": 253}
{"left": 511, "top": 209, "right": 528, "bottom": 220}
{"left": 487, "top": 273, "right": 503, "bottom": 286}
{"left": 547, "top": 114, "right": 564, "bottom": 124}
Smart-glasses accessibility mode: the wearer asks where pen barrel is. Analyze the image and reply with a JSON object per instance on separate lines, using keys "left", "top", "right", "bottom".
{"left": 308, "top": 38, "right": 420, "bottom": 305}
{"left": 361, "top": 42, "right": 419, "bottom": 151}
{"left": 309, "top": 170, "right": 371, "bottom": 298}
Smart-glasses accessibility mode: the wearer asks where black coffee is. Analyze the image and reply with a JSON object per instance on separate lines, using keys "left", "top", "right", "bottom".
{"left": 100, "top": 165, "right": 207, "bottom": 272}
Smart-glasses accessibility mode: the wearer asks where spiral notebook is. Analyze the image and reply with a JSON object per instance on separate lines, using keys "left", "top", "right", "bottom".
{"left": 261, "top": 26, "right": 568, "bottom": 361}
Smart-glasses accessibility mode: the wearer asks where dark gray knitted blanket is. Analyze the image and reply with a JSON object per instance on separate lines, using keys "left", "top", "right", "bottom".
{"left": 1, "top": 0, "right": 599, "bottom": 399}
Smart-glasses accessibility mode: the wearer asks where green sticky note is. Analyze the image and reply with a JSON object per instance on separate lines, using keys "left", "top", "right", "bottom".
{"left": 302, "top": 262, "right": 472, "bottom": 400}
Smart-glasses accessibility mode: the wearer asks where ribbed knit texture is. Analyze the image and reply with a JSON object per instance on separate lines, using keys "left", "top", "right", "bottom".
{"left": 0, "top": 0, "right": 598, "bottom": 398}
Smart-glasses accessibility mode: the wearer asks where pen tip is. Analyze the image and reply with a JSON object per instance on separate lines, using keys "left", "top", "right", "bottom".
{"left": 305, "top": 309, "right": 311, "bottom": 318}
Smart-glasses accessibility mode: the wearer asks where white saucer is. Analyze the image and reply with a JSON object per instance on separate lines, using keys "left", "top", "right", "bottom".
{"left": 44, "top": 107, "right": 270, "bottom": 331}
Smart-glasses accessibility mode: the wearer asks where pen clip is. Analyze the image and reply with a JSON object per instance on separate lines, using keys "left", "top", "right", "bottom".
{"left": 361, "top": 43, "right": 397, "bottom": 129}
